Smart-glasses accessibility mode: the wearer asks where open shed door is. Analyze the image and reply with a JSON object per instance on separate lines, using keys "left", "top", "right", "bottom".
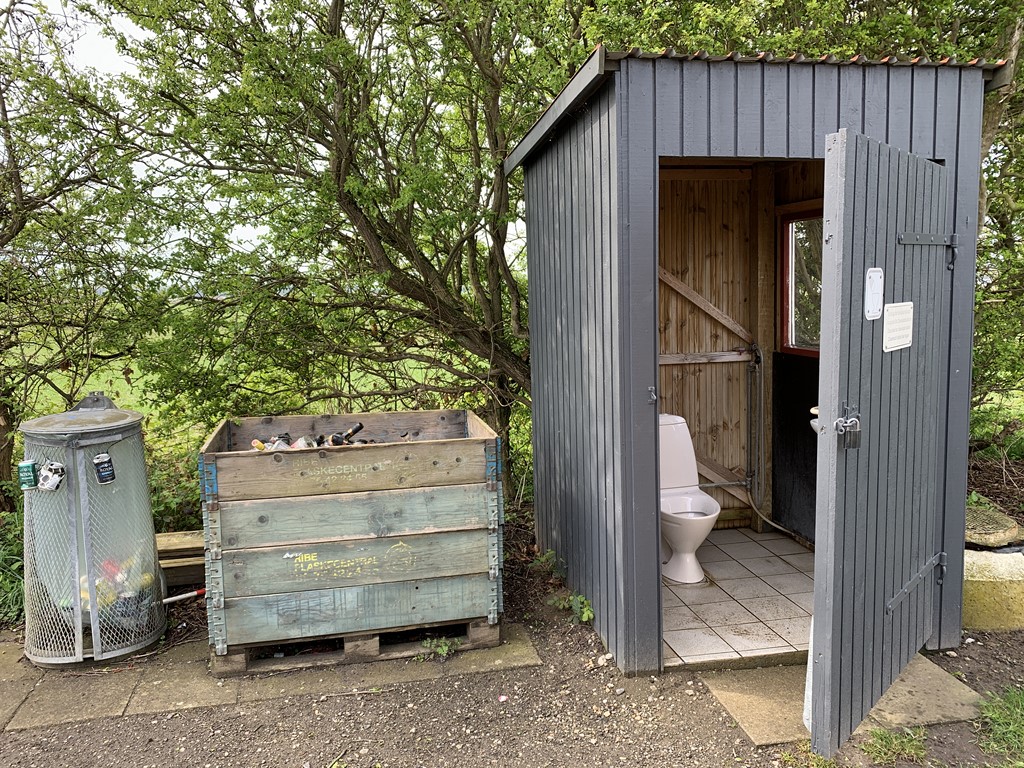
{"left": 811, "top": 129, "right": 949, "bottom": 756}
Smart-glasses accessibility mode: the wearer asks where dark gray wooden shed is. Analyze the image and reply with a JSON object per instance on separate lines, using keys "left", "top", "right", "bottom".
{"left": 505, "top": 47, "right": 1008, "bottom": 755}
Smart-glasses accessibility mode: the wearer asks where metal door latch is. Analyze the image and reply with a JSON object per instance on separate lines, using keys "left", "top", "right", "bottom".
{"left": 833, "top": 404, "right": 861, "bottom": 450}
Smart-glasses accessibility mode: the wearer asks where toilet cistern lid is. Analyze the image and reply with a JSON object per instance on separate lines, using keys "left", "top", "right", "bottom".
{"left": 659, "top": 413, "right": 686, "bottom": 427}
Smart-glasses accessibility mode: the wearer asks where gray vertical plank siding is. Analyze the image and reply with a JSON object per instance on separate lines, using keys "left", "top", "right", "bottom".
{"left": 813, "top": 129, "right": 852, "bottom": 753}
{"left": 618, "top": 59, "right": 663, "bottom": 673}
{"left": 762, "top": 67, "right": 789, "bottom": 156}
{"left": 680, "top": 62, "right": 710, "bottom": 156}
{"left": 522, "top": 86, "right": 630, "bottom": 666}
{"left": 936, "top": 68, "right": 984, "bottom": 648}
{"left": 736, "top": 63, "right": 763, "bottom": 156}
{"left": 517, "top": 56, "right": 983, "bottom": 680}
{"left": 788, "top": 66, "right": 816, "bottom": 157}
{"left": 813, "top": 130, "right": 949, "bottom": 755}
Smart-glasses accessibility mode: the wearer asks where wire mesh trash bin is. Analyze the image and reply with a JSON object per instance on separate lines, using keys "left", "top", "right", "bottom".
{"left": 19, "top": 392, "right": 166, "bottom": 665}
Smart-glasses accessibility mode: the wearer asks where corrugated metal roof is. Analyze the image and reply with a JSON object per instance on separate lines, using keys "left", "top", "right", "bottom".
{"left": 606, "top": 48, "right": 1009, "bottom": 70}
{"left": 505, "top": 45, "right": 1010, "bottom": 172}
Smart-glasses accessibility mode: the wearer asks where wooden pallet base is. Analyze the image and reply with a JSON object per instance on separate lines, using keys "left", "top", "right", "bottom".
{"left": 210, "top": 618, "right": 501, "bottom": 677}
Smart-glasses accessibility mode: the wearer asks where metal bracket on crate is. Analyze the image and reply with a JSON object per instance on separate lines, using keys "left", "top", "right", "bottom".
{"left": 206, "top": 548, "right": 227, "bottom": 654}
{"left": 200, "top": 455, "right": 219, "bottom": 502}
{"left": 487, "top": 490, "right": 501, "bottom": 533}
{"left": 484, "top": 439, "right": 502, "bottom": 492}
{"left": 210, "top": 616, "right": 228, "bottom": 656}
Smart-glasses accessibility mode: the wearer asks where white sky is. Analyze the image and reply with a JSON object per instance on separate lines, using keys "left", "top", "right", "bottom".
{"left": 46, "top": 0, "right": 137, "bottom": 74}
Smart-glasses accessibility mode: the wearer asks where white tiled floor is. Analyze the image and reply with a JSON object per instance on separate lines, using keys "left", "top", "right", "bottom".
{"left": 663, "top": 526, "right": 814, "bottom": 666}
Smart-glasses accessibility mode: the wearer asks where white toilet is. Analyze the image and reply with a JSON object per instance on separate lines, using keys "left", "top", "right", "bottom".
{"left": 659, "top": 414, "right": 722, "bottom": 584}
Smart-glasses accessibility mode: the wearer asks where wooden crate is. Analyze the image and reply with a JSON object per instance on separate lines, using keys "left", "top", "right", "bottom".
{"left": 199, "top": 409, "right": 503, "bottom": 661}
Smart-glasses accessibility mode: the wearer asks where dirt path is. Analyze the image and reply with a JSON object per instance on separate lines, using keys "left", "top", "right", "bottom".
{"left": 3, "top": 515, "right": 1022, "bottom": 767}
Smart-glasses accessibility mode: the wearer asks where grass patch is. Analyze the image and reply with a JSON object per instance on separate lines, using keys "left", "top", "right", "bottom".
{"left": 0, "top": 509, "right": 24, "bottom": 626}
{"left": 980, "top": 686, "right": 1024, "bottom": 757}
{"left": 860, "top": 727, "right": 926, "bottom": 765}
{"left": 779, "top": 740, "right": 838, "bottom": 767}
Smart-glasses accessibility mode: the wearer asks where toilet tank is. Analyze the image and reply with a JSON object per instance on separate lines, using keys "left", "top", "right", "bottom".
{"left": 658, "top": 414, "right": 700, "bottom": 489}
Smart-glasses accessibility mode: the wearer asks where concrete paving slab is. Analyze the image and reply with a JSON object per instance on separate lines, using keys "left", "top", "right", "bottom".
{"left": 127, "top": 642, "right": 239, "bottom": 715}
{"left": 700, "top": 654, "right": 984, "bottom": 747}
{"left": 865, "top": 654, "right": 983, "bottom": 728}
{"left": 6, "top": 666, "right": 143, "bottom": 730}
{"left": 700, "top": 664, "right": 810, "bottom": 746}
{"left": 0, "top": 642, "right": 43, "bottom": 729}
{"left": 442, "top": 624, "right": 542, "bottom": 676}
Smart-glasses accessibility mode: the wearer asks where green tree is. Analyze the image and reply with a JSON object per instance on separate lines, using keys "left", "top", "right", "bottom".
{"left": 0, "top": 1, "right": 166, "bottom": 514}
{"left": 79, "top": 0, "right": 585, "bottom": 480}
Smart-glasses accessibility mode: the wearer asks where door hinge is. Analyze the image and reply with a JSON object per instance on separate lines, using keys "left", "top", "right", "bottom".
{"left": 898, "top": 231, "right": 958, "bottom": 270}
{"left": 886, "top": 551, "right": 946, "bottom": 614}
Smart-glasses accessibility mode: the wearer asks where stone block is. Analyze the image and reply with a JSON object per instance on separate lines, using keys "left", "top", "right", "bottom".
{"left": 963, "top": 550, "right": 1024, "bottom": 631}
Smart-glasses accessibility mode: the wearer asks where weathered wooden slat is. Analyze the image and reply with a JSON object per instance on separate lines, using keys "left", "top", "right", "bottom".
{"left": 161, "top": 556, "right": 205, "bottom": 587}
{"left": 658, "top": 267, "right": 754, "bottom": 343}
{"left": 212, "top": 438, "right": 488, "bottom": 501}
{"left": 658, "top": 351, "right": 753, "bottom": 365}
{"left": 465, "top": 411, "right": 497, "bottom": 439}
{"left": 223, "top": 574, "right": 494, "bottom": 647}
{"left": 217, "top": 409, "right": 470, "bottom": 452}
{"left": 717, "top": 508, "right": 754, "bottom": 526}
{"left": 218, "top": 483, "right": 491, "bottom": 550}
{"left": 695, "top": 455, "right": 750, "bottom": 504}
{"left": 222, "top": 530, "right": 490, "bottom": 598}
{"left": 200, "top": 418, "right": 232, "bottom": 454}
{"left": 156, "top": 530, "right": 204, "bottom": 557}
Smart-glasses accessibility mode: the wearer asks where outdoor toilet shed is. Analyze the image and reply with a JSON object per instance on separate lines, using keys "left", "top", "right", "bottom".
{"left": 505, "top": 47, "right": 1009, "bottom": 754}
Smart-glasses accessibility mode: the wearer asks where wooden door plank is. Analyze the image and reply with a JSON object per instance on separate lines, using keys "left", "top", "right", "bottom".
{"left": 658, "top": 267, "right": 754, "bottom": 343}
{"left": 658, "top": 351, "right": 754, "bottom": 365}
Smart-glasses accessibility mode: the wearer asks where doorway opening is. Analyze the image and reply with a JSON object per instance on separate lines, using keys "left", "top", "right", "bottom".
{"left": 656, "top": 158, "right": 825, "bottom": 665}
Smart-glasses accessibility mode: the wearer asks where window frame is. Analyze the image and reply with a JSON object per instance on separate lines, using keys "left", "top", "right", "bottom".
{"left": 778, "top": 203, "right": 824, "bottom": 358}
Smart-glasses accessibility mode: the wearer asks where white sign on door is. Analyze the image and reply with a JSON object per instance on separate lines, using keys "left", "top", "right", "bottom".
{"left": 864, "top": 268, "right": 884, "bottom": 320}
{"left": 882, "top": 302, "right": 914, "bottom": 352}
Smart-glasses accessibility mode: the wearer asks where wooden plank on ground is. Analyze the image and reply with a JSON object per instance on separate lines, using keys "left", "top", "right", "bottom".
{"left": 222, "top": 530, "right": 490, "bottom": 598}
{"left": 222, "top": 574, "right": 494, "bottom": 647}
{"left": 156, "top": 530, "right": 204, "bottom": 557}
{"left": 218, "top": 483, "right": 491, "bottom": 550}
{"left": 161, "top": 556, "right": 205, "bottom": 587}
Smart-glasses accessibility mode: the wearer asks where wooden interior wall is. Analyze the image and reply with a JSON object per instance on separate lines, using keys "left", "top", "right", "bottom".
{"left": 658, "top": 169, "right": 754, "bottom": 521}
{"left": 775, "top": 161, "right": 825, "bottom": 206}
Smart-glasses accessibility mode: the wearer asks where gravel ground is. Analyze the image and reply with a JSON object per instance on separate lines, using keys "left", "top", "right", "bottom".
{"left": 0, "top": 606, "right": 791, "bottom": 768}
{"left": 2, "top": 514, "right": 1022, "bottom": 767}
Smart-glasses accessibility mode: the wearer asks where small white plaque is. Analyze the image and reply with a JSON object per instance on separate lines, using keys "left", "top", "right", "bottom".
{"left": 883, "top": 302, "right": 914, "bottom": 352}
{"left": 864, "top": 268, "right": 884, "bottom": 320}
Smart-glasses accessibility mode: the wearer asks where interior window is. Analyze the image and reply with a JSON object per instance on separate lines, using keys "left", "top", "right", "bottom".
{"left": 783, "top": 216, "right": 824, "bottom": 354}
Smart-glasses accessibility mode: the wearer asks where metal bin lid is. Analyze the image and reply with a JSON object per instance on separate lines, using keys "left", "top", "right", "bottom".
{"left": 19, "top": 392, "right": 144, "bottom": 438}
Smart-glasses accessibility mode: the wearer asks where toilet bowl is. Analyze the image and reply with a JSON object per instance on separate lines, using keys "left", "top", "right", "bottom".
{"left": 659, "top": 414, "right": 721, "bottom": 584}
